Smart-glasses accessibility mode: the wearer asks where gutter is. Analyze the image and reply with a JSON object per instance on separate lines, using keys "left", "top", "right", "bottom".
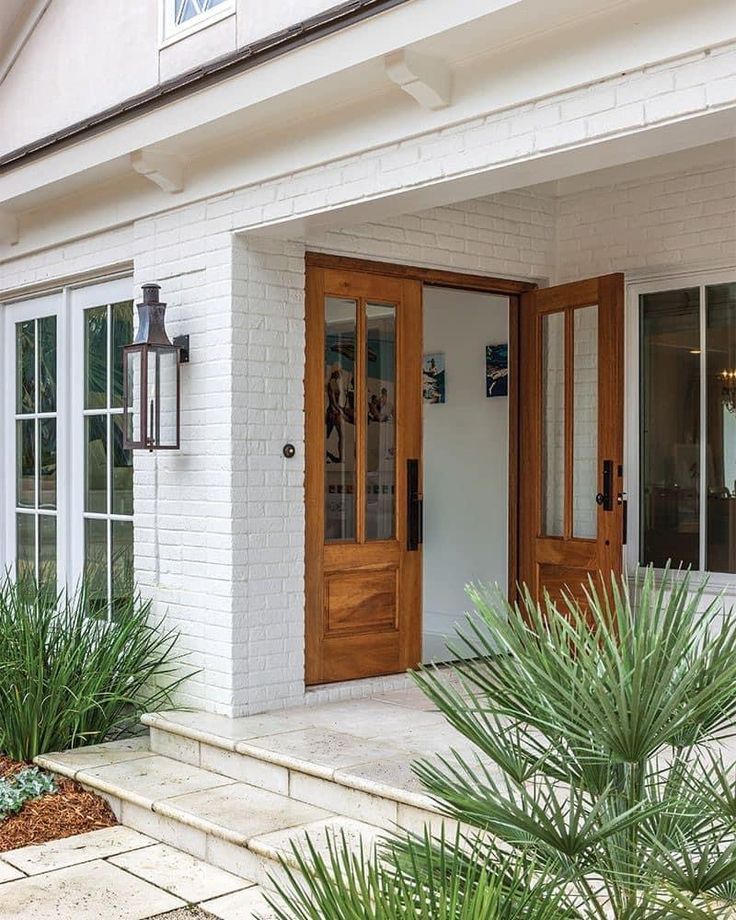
{"left": 0, "top": 0, "right": 412, "bottom": 175}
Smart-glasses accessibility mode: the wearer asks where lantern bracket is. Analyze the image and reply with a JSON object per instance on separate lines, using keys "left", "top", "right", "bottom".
{"left": 173, "top": 335, "right": 190, "bottom": 364}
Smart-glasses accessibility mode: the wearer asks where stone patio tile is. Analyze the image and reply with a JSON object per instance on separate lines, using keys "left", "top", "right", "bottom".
{"left": 372, "top": 687, "right": 440, "bottom": 711}
{"left": 156, "top": 782, "right": 330, "bottom": 845}
{"left": 334, "top": 755, "right": 438, "bottom": 810}
{"left": 0, "top": 860, "right": 24, "bottom": 884}
{"left": 294, "top": 699, "right": 443, "bottom": 738}
{"left": 250, "top": 816, "right": 381, "bottom": 869}
{"left": 203, "top": 885, "right": 283, "bottom": 919}
{"left": 35, "top": 737, "right": 154, "bottom": 779}
{"left": 238, "top": 728, "right": 407, "bottom": 780}
{"left": 0, "top": 859, "right": 184, "bottom": 919}
{"left": 380, "top": 721, "right": 477, "bottom": 756}
{"left": 110, "top": 843, "right": 251, "bottom": 903}
{"left": 1, "top": 826, "right": 153, "bottom": 876}
{"left": 76, "top": 755, "right": 235, "bottom": 809}
{"left": 143, "top": 710, "right": 313, "bottom": 751}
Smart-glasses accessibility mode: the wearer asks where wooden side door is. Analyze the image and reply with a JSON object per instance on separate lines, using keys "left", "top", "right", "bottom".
{"left": 518, "top": 274, "right": 624, "bottom": 607}
{"left": 305, "top": 266, "right": 423, "bottom": 685}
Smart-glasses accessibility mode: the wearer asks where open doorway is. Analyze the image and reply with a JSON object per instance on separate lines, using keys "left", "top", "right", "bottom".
{"left": 421, "top": 286, "right": 510, "bottom": 663}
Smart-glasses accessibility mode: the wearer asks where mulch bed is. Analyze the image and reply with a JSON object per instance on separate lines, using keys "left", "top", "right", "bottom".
{"left": 0, "top": 755, "right": 117, "bottom": 852}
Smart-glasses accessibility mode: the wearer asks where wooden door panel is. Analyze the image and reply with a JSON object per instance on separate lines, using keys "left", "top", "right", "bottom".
{"left": 519, "top": 274, "right": 624, "bottom": 609}
{"left": 306, "top": 266, "right": 422, "bottom": 685}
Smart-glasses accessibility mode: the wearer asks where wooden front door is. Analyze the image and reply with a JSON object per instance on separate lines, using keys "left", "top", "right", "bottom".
{"left": 518, "top": 274, "right": 625, "bottom": 607}
{"left": 305, "top": 266, "right": 423, "bottom": 685}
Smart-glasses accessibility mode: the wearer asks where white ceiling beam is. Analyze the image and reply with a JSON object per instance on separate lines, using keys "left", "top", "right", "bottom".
{"left": 0, "top": 209, "right": 19, "bottom": 245}
{"left": 385, "top": 48, "right": 452, "bottom": 111}
{"left": 131, "top": 149, "right": 185, "bottom": 194}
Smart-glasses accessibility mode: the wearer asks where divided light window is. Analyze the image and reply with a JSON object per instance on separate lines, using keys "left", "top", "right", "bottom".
{"left": 640, "top": 279, "right": 736, "bottom": 574}
{"left": 162, "top": 0, "right": 234, "bottom": 40}
{"left": 83, "top": 301, "right": 134, "bottom": 616}
{"left": 14, "top": 315, "right": 57, "bottom": 587}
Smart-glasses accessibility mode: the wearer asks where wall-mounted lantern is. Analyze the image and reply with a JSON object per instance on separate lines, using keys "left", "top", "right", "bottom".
{"left": 122, "top": 283, "right": 189, "bottom": 451}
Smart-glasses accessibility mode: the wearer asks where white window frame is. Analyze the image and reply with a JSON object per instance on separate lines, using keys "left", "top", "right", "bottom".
{"left": 160, "top": 0, "right": 236, "bottom": 47}
{"left": 1, "top": 277, "right": 134, "bottom": 600}
{"left": 626, "top": 266, "right": 736, "bottom": 590}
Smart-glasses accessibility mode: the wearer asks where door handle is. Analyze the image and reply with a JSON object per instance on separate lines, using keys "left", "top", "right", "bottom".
{"left": 407, "top": 459, "right": 423, "bottom": 551}
{"left": 596, "top": 459, "right": 614, "bottom": 511}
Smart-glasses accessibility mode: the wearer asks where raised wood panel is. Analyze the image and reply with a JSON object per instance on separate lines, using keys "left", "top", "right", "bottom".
{"left": 325, "top": 568, "right": 398, "bottom": 637}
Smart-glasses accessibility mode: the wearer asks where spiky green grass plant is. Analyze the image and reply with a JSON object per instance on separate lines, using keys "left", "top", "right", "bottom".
{"left": 0, "top": 574, "right": 193, "bottom": 762}
{"left": 272, "top": 569, "right": 736, "bottom": 918}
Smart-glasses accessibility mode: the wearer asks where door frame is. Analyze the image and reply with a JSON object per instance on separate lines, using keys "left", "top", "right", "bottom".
{"left": 304, "top": 252, "right": 536, "bottom": 684}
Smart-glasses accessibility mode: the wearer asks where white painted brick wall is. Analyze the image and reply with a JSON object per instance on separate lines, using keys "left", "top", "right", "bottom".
{"left": 555, "top": 160, "right": 736, "bottom": 281}
{"left": 0, "top": 36, "right": 734, "bottom": 715}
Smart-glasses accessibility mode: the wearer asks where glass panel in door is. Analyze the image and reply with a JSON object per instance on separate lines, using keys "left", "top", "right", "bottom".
{"left": 324, "top": 297, "right": 357, "bottom": 542}
{"left": 572, "top": 305, "right": 599, "bottom": 539}
{"left": 365, "top": 303, "right": 396, "bottom": 541}
{"left": 541, "top": 312, "right": 565, "bottom": 536}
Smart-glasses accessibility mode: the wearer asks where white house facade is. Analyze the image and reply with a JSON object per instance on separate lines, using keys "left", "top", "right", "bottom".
{"left": 1, "top": 0, "right": 735, "bottom": 717}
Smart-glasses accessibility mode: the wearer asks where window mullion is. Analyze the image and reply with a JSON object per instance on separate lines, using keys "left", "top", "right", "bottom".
{"left": 699, "top": 284, "right": 707, "bottom": 573}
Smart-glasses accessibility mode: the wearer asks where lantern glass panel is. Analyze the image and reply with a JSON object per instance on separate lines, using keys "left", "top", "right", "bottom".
{"left": 125, "top": 348, "right": 142, "bottom": 446}
{"left": 147, "top": 347, "right": 178, "bottom": 448}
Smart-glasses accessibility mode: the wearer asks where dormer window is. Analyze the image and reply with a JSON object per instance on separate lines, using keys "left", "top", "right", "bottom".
{"left": 162, "top": 0, "right": 235, "bottom": 43}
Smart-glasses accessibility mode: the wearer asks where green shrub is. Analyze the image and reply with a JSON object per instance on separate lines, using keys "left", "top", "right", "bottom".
{"left": 0, "top": 768, "right": 56, "bottom": 820}
{"left": 272, "top": 569, "right": 736, "bottom": 918}
{"left": 0, "top": 574, "right": 193, "bottom": 762}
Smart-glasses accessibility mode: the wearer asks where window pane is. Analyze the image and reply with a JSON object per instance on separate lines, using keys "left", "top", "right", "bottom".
{"left": 16, "top": 320, "right": 35, "bottom": 414}
{"left": 85, "top": 518, "right": 108, "bottom": 616}
{"left": 111, "top": 416, "right": 133, "bottom": 516}
{"left": 39, "top": 515, "right": 57, "bottom": 590}
{"left": 112, "top": 301, "right": 133, "bottom": 409}
{"left": 640, "top": 288, "right": 700, "bottom": 568}
{"left": 85, "top": 306, "right": 107, "bottom": 409}
{"left": 324, "top": 297, "right": 357, "bottom": 542}
{"left": 112, "top": 520, "right": 134, "bottom": 616}
{"left": 85, "top": 415, "right": 107, "bottom": 514}
{"left": 39, "top": 418, "right": 57, "bottom": 510}
{"left": 38, "top": 316, "right": 57, "bottom": 413}
{"left": 16, "top": 514, "right": 36, "bottom": 581}
{"left": 541, "top": 312, "right": 565, "bottom": 537}
{"left": 572, "top": 305, "right": 598, "bottom": 539}
{"left": 16, "top": 418, "right": 35, "bottom": 508}
{"left": 365, "top": 303, "right": 396, "bottom": 541}
{"left": 706, "top": 282, "right": 736, "bottom": 573}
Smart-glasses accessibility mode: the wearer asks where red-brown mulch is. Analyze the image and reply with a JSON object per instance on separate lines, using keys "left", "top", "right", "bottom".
{"left": 0, "top": 755, "right": 117, "bottom": 852}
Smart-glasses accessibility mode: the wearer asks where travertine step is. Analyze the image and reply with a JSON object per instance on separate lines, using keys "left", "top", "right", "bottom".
{"left": 140, "top": 701, "right": 460, "bottom": 836}
{"left": 36, "top": 738, "right": 381, "bottom": 895}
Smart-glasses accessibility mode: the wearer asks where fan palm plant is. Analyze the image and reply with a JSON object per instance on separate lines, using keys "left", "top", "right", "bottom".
{"left": 271, "top": 568, "right": 736, "bottom": 918}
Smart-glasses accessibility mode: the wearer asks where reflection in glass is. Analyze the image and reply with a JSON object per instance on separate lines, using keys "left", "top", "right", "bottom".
{"left": 39, "top": 515, "right": 57, "bottom": 589}
{"left": 147, "top": 348, "right": 178, "bottom": 447}
{"left": 112, "top": 302, "right": 134, "bottom": 408}
{"left": 541, "top": 312, "right": 565, "bottom": 536}
{"left": 365, "top": 303, "right": 396, "bottom": 541}
{"left": 706, "top": 283, "right": 736, "bottom": 573}
{"left": 85, "top": 306, "right": 107, "bottom": 409}
{"left": 16, "top": 419, "right": 35, "bottom": 508}
{"left": 640, "top": 288, "right": 700, "bottom": 568}
{"left": 85, "top": 518, "right": 108, "bottom": 616}
{"left": 572, "top": 305, "right": 598, "bottom": 539}
{"left": 16, "top": 320, "right": 35, "bottom": 414}
{"left": 112, "top": 520, "right": 134, "bottom": 616}
{"left": 39, "top": 316, "right": 57, "bottom": 413}
{"left": 16, "top": 514, "right": 35, "bottom": 581}
{"left": 39, "top": 418, "right": 57, "bottom": 509}
{"left": 324, "top": 297, "right": 357, "bottom": 542}
{"left": 112, "top": 416, "right": 133, "bottom": 516}
{"left": 85, "top": 415, "right": 107, "bottom": 514}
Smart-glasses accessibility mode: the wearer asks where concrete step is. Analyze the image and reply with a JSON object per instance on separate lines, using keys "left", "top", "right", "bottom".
{"left": 36, "top": 738, "right": 382, "bottom": 896}
{"left": 140, "top": 705, "right": 456, "bottom": 837}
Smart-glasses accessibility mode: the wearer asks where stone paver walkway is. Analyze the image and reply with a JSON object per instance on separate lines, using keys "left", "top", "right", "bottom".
{"left": 0, "top": 826, "right": 280, "bottom": 919}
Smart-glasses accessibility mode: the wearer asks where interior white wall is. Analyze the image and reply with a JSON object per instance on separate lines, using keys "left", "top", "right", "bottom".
{"left": 421, "top": 287, "right": 509, "bottom": 662}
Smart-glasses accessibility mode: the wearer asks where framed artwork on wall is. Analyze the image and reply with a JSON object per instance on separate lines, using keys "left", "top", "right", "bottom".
{"left": 486, "top": 344, "right": 508, "bottom": 397}
{"left": 423, "top": 353, "right": 446, "bottom": 403}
